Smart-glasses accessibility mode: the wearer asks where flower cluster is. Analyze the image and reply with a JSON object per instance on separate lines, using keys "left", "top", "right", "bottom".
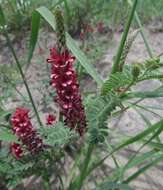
{"left": 47, "top": 48, "right": 86, "bottom": 136}
{"left": 46, "top": 114, "right": 56, "bottom": 125}
{"left": 11, "top": 108, "right": 43, "bottom": 159}
{"left": 11, "top": 143, "right": 23, "bottom": 159}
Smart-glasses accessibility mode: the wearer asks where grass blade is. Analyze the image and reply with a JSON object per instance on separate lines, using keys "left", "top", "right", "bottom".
{"left": 0, "top": 5, "right": 5, "bottom": 27}
{"left": 127, "top": 0, "right": 153, "bottom": 58}
{"left": 0, "top": 129, "right": 18, "bottom": 143}
{"left": 145, "top": 141, "right": 163, "bottom": 151}
{"left": 36, "top": 6, "right": 56, "bottom": 30}
{"left": 27, "top": 11, "right": 41, "bottom": 65}
{"left": 95, "top": 182, "right": 134, "bottom": 190}
{"left": 27, "top": 6, "right": 56, "bottom": 68}
{"left": 120, "top": 122, "right": 163, "bottom": 180}
{"left": 123, "top": 154, "right": 163, "bottom": 183}
{"left": 111, "top": 0, "right": 138, "bottom": 73}
{"left": 125, "top": 89, "right": 163, "bottom": 99}
{"left": 87, "top": 119, "right": 163, "bottom": 176}
{"left": 124, "top": 150, "right": 159, "bottom": 169}
{"left": 66, "top": 33, "right": 103, "bottom": 87}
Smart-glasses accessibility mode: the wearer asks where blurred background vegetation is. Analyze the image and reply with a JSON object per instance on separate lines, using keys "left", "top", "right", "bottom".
{"left": 1, "top": 0, "right": 163, "bottom": 36}
{"left": 1, "top": 0, "right": 163, "bottom": 79}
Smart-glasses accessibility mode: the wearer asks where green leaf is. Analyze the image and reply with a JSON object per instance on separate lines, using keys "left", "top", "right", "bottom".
{"left": 126, "top": 88, "right": 163, "bottom": 99}
{"left": 124, "top": 150, "right": 159, "bottom": 170}
{"left": 85, "top": 95, "right": 119, "bottom": 143}
{"left": 95, "top": 182, "right": 134, "bottom": 190}
{"left": 134, "top": 108, "right": 152, "bottom": 127}
{"left": 0, "top": 129, "right": 18, "bottom": 143}
{"left": 0, "top": 161, "right": 11, "bottom": 173}
{"left": 145, "top": 141, "right": 163, "bottom": 151}
{"left": 139, "top": 73, "right": 163, "bottom": 81}
{"left": 0, "top": 110, "right": 11, "bottom": 120}
{"left": 134, "top": 107, "right": 162, "bottom": 144}
{"left": 27, "top": 11, "right": 41, "bottom": 64}
{"left": 101, "top": 69, "right": 133, "bottom": 95}
{"left": 27, "top": 6, "right": 56, "bottom": 66}
{"left": 40, "top": 122, "right": 77, "bottom": 147}
{"left": 36, "top": 6, "right": 56, "bottom": 30}
{"left": 127, "top": 0, "right": 153, "bottom": 58}
{"left": 115, "top": 120, "right": 163, "bottom": 152}
{"left": 124, "top": 154, "right": 163, "bottom": 183}
{"left": 66, "top": 33, "right": 103, "bottom": 87}
{"left": 87, "top": 119, "right": 163, "bottom": 176}
{"left": 110, "top": 150, "right": 160, "bottom": 181}
{"left": 0, "top": 5, "right": 6, "bottom": 27}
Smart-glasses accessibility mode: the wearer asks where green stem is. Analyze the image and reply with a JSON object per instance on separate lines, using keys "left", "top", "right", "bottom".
{"left": 111, "top": 0, "right": 138, "bottom": 74}
{"left": 75, "top": 144, "right": 94, "bottom": 190}
{"left": 122, "top": 126, "right": 163, "bottom": 183}
{"left": 63, "top": 0, "right": 71, "bottom": 29}
{"left": 127, "top": 0, "right": 153, "bottom": 58}
{"left": 105, "top": 141, "right": 120, "bottom": 169}
{"left": 3, "top": 29, "right": 42, "bottom": 126}
{"left": 43, "top": 178, "right": 51, "bottom": 190}
{"left": 123, "top": 155, "right": 163, "bottom": 184}
{"left": 3, "top": 73, "right": 27, "bottom": 102}
{"left": 134, "top": 12, "right": 153, "bottom": 57}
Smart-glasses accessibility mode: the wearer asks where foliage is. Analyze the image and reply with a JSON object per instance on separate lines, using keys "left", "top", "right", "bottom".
{"left": 39, "top": 122, "right": 77, "bottom": 147}
{"left": 0, "top": 0, "right": 53, "bottom": 33}
{"left": 85, "top": 94, "right": 121, "bottom": 143}
{"left": 1, "top": 0, "right": 163, "bottom": 36}
{"left": 101, "top": 66, "right": 134, "bottom": 95}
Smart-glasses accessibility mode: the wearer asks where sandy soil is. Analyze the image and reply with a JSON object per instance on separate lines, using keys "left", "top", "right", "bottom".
{"left": 1, "top": 25, "right": 163, "bottom": 190}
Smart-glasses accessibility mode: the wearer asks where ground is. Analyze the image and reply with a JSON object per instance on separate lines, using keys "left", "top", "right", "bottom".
{"left": 1, "top": 23, "right": 163, "bottom": 189}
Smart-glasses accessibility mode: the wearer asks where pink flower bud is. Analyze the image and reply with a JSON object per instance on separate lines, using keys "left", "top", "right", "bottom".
{"left": 46, "top": 114, "right": 56, "bottom": 125}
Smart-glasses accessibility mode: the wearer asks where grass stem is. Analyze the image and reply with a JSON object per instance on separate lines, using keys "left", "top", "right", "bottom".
{"left": 127, "top": 0, "right": 153, "bottom": 58}
{"left": 75, "top": 144, "right": 94, "bottom": 190}
{"left": 111, "top": 0, "right": 138, "bottom": 74}
{"left": 3, "top": 28, "right": 43, "bottom": 126}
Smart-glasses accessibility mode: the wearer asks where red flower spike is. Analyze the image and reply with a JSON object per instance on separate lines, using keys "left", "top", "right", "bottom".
{"left": 11, "top": 108, "right": 43, "bottom": 156}
{"left": 47, "top": 48, "right": 87, "bottom": 136}
{"left": 46, "top": 114, "right": 56, "bottom": 125}
{"left": 11, "top": 143, "right": 23, "bottom": 159}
